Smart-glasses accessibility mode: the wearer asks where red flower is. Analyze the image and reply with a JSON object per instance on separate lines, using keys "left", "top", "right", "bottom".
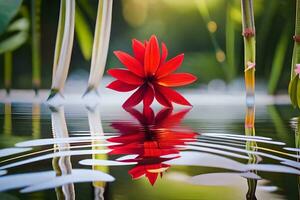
{"left": 107, "top": 35, "right": 197, "bottom": 108}
{"left": 108, "top": 107, "right": 197, "bottom": 185}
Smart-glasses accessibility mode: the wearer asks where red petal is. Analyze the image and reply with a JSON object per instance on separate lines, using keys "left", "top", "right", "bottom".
{"left": 114, "top": 51, "right": 144, "bottom": 77}
{"left": 153, "top": 84, "right": 172, "bottom": 107}
{"left": 107, "top": 80, "right": 138, "bottom": 92}
{"left": 157, "top": 73, "right": 197, "bottom": 87}
{"left": 107, "top": 69, "right": 144, "bottom": 85}
{"left": 132, "top": 39, "right": 145, "bottom": 64}
{"left": 146, "top": 172, "right": 159, "bottom": 185}
{"left": 160, "top": 42, "right": 168, "bottom": 64}
{"left": 156, "top": 85, "right": 192, "bottom": 106}
{"left": 156, "top": 54, "right": 184, "bottom": 79}
{"left": 122, "top": 85, "right": 146, "bottom": 108}
{"left": 143, "top": 84, "right": 155, "bottom": 107}
{"left": 144, "top": 35, "right": 160, "bottom": 76}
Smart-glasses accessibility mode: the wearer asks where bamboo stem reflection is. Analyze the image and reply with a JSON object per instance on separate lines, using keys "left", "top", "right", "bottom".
{"left": 86, "top": 105, "right": 107, "bottom": 200}
{"left": 50, "top": 106, "right": 75, "bottom": 200}
{"left": 32, "top": 104, "right": 40, "bottom": 139}
{"left": 4, "top": 103, "right": 12, "bottom": 136}
{"left": 245, "top": 105, "right": 258, "bottom": 200}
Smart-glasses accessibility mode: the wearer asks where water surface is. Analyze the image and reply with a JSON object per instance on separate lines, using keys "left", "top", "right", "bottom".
{"left": 0, "top": 103, "right": 299, "bottom": 200}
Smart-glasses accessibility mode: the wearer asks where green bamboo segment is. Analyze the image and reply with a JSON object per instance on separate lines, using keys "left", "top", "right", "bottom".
{"left": 31, "top": 0, "right": 42, "bottom": 94}
{"left": 4, "top": 51, "right": 12, "bottom": 94}
{"left": 49, "top": 0, "right": 75, "bottom": 100}
{"left": 289, "top": 0, "right": 300, "bottom": 109}
{"left": 241, "top": 0, "right": 256, "bottom": 102}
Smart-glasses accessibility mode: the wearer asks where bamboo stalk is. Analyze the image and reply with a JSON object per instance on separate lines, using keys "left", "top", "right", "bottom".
{"left": 31, "top": 0, "right": 42, "bottom": 94}
{"left": 241, "top": 0, "right": 256, "bottom": 104}
{"left": 84, "top": 0, "right": 113, "bottom": 96}
{"left": 4, "top": 52, "right": 12, "bottom": 95}
{"left": 48, "top": 0, "right": 75, "bottom": 100}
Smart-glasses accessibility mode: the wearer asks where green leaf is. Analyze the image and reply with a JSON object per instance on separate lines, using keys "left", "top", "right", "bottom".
{"left": 0, "top": 17, "right": 29, "bottom": 54}
{"left": 288, "top": 76, "right": 298, "bottom": 108}
{"left": 0, "top": 0, "right": 23, "bottom": 35}
{"left": 297, "top": 77, "right": 300, "bottom": 108}
{"left": 75, "top": 5, "right": 93, "bottom": 60}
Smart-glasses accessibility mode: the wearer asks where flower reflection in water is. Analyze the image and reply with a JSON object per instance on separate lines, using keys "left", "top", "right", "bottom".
{"left": 108, "top": 107, "right": 197, "bottom": 185}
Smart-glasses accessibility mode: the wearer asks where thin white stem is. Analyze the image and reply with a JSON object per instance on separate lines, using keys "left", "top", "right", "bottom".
{"left": 51, "top": 0, "right": 75, "bottom": 92}
{"left": 87, "top": 0, "right": 113, "bottom": 90}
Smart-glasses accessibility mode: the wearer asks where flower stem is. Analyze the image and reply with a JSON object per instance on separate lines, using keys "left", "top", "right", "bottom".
{"left": 4, "top": 51, "right": 12, "bottom": 94}
{"left": 49, "top": 0, "right": 75, "bottom": 99}
{"left": 31, "top": 0, "right": 42, "bottom": 94}
{"left": 241, "top": 0, "right": 256, "bottom": 103}
{"left": 85, "top": 0, "right": 113, "bottom": 94}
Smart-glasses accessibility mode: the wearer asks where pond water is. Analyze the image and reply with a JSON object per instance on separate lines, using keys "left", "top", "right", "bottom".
{"left": 0, "top": 102, "right": 299, "bottom": 200}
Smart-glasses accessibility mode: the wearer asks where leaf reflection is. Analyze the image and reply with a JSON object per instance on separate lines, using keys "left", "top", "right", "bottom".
{"left": 108, "top": 107, "right": 197, "bottom": 185}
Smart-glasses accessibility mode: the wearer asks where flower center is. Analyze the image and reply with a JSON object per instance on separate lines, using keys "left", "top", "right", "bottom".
{"left": 145, "top": 75, "right": 155, "bottom": 83}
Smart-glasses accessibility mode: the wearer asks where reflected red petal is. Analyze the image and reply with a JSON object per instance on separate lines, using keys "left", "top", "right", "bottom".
{"left": 143, "top": 106, "right": 155, "bottom": 124}
{"left": 156, "top": 54, "right": 184, "bottom": 79}
{"left": 132, "top": 39, "right": 145, "bottom": 64}
{"left": 146, "top": 172, "right": 159, "bottom": 185}
{"left": 143, "top": 84, "right": 155, "bottom": 107}
{"left": 156, "top": 85, "right": 191, "bottom": 106}
{"left": 122, "top": 85, "right": 146, "bottom": 108}
{"left": 144, "top": 35, "right": 160, "bottom": 75}
{"left": 125, "top": 108, "right": 147, "bottom": 124}
{"left": 158, "top": 109, "right": 191, "bottom": 127}
{"left": 114, "top": 51, "right": 145, "bottom": 77}
{"left": 155, "top": 108, "right": 172, "bottom": 123}
{"left": 129, "top": 166, "right": 146, "bottom": 179}
{"left": 157, "top": 73, "right": 197, "bottom": 87}
{"left": 160, "top": 42, "right": 168, "bottom": 64}
{"left": 107, "top": 80, "right": 139, "bottom": 92}
{"left": 153, "top": 84, "right": 172, "bottom": 107}
{"left": 107, "top": 69, "right": 144, "bottom": 85}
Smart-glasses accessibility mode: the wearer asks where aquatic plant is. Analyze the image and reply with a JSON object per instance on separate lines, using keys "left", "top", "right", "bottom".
{"left": 289, "top": 0, "right": 300, "bottom": 109}
{"left": 48, "top": 0, "right": 75, "bottom": 100}
{"left": 84, "top": 0, "right": 113, "bottom": 96}
{"left": 107, "top": 35, "right": 197, "bottom": 108}
{"left": 241, "top": 0, "right": 256, "bottom": 104}
{"left": 31, "top": 0, "right": 42, "bottom": 94}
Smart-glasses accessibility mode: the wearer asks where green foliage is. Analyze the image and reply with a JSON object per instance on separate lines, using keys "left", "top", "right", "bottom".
{"left": 288, "top": 75, "right": 300, "bottom": 108}
{"left": 0, "top": 18, "right": 29, "bottom": 54}
{"left": 75, "top": 5, "right": 93, "bottom": 60}
{"left": 0, "top": 0, "right": 23, "bottom": 35}
{"left": 268, "top": 27, "right": 290, "bottom": 94}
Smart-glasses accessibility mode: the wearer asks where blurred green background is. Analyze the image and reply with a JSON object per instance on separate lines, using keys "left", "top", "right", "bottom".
{"left": 0, "top": 0, "right": 295, "bottom": 93}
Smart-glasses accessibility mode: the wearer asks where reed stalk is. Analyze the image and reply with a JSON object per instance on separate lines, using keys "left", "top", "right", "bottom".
{"left": 31, "top": 0, "right": 41, "bottom": 94}
{"left": 4, "top": 52, "right": 12, "bottom": 94}
{"left": 48, "top": 0, "right": 75, "bottom": 100}
{"left": 84, "top": 0, "right": 113, "bottom": 96}
{"left": 289, "top": 0, "right": 300, "bottom": 108}
{"left": 241, "top": 0, "right": 256, "bottom": 104}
